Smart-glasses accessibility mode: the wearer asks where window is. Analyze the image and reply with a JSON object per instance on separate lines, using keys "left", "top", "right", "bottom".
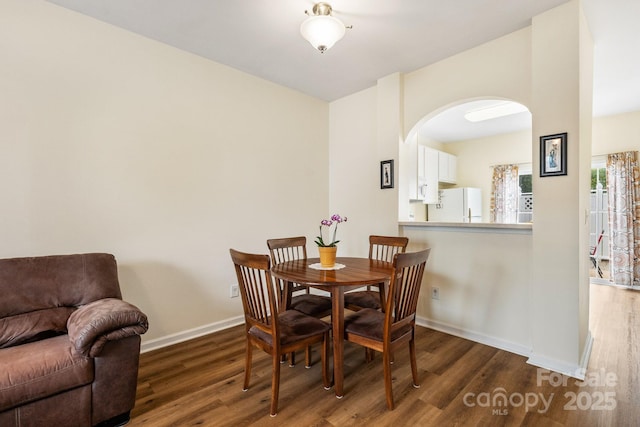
{"left": 518, "top": 164, "right": 533, "bottom": 223}
{"left": 591, "top": 167, "right": 607, "bottom": 190}
{"left": 590, "top": 156, "right": 609, "bottom": 277}
{"left": 519, "top": 174, "right": 532, "bottom": 193}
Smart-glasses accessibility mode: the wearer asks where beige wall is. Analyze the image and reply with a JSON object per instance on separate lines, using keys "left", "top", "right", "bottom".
{"left": 332, "top": 0, "right": 597, "bottom": 377}
{"left": 592, "top": 111, "right": 640, "bottom": 155}
{"left": 445, "top": 130, "right": 532, "bottom": 221}
{"left": 529, "top": 0, "right": 592, "bottom": 372}
{"left": 328, "top": 86, "right": 378, "bottom": 257}
{"left": 329, "top": 74, "right": 405, "bottom": 258}
{"left": 0, "top": 0, "right": 329, "bottom": 346}
{"left": 403, "top": 27, "right": 532, "bottom": 136}
{"left": 332, "top": 14, "right": 538, "bottom": 358}
{"left": 3, "top": 0, "right": 636, "bottom": 365}
{"left": 403, "top": 225, "right": 532, "bottom": 356}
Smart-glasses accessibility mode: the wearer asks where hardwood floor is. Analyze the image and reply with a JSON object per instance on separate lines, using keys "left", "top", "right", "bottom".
{"left": 129, "top": 284, "right": 639, "bottom": 426}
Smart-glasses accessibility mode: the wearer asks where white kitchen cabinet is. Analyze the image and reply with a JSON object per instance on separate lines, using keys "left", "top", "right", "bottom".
{"left": 409, "top": 144, "right": 451, "bottom": 202}
{"left": 438, "top": 151, "right": 457, "bottom": 184}
{"left": 418, "top": 146, "right": 439, "bottom": 203}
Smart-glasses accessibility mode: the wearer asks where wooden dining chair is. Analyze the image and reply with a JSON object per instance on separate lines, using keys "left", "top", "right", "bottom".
{"left": 267, "top": 236, "right": 332, "bottom": 367}
{"left": 344, "top": 235, "right": 409, "bottom": 311}
{"left": 343, "top": 248, "right": 431, "bottom": 410}
{"left": 229, "top": 249, "right": 330, "bottom": 417}
{"left": 267, "top": 236, "right": 332, "bottom": 318}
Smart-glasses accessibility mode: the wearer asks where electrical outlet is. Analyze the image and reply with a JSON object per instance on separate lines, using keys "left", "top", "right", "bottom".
{"left": 230, "top": 284, "right": 239, "bottom": 298}
{"left": 431, "top": 287, "right": 440, "bottom": 300}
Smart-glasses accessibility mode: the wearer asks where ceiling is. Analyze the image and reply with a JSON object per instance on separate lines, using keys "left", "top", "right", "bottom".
{"left": 46, "top": 0, "right": 640, "bottom": 141}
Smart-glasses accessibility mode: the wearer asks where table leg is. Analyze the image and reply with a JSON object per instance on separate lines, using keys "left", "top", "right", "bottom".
{"left": 282, "top": 280, "right": 293, "bottom": 310}
{"left": 332, "top": 286, "right": 345, "bottom": 398}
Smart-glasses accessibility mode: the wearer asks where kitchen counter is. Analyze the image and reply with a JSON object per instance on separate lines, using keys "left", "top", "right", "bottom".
{"left": 399, "top": 220, "right": 532, "bottom": 233}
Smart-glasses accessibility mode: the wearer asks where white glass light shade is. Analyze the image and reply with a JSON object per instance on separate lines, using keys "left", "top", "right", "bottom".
{"left": 300, "top": 15, "right": 346, "bottom": 53}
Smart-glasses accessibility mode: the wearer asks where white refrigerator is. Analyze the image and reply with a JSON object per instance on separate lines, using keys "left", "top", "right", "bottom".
{"left": 427, "top": 188, "right": 482, "bottom": 222}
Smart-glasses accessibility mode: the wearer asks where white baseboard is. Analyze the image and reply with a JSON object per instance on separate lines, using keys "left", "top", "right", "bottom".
{"left": 142, "top": 315, "right": 592, "bottom": 382}
{"left": 140, "top": 315, "right": 244, "bottom": 353}
{"left": 415, "top": 316, "right": 532, "bottom": 358}
{"left": 142, "top": 315, "right": 530, "bottom": 356}
{"left": 526, "top": 330, "right": 593, "bottom": 380}
{"left": 578, "top": 330, "right": 594, "bottom": 378}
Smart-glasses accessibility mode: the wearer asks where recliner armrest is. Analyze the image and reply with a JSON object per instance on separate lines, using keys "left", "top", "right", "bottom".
{"left": 67, "top": 298, "right": 148, "bottom": 357}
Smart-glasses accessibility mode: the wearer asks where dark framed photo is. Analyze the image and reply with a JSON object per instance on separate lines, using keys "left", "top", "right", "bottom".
{"left": 380, "top": 160, "right": 394, "bottom": 189}
{"left": 540, "top": 133, "right": 567, "bottom": 177}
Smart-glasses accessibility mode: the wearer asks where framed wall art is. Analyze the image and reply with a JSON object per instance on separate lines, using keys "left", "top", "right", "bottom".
{"left": 380, "top": 160, "right": 394, "bottom": 189}
{"left": 540, "top": 133, "right": 567, "bottom": 177}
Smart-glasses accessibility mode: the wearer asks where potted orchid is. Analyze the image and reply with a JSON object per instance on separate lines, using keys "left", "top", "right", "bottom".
{"left": 315, "top": 214, "right": 347, "bottom": 267}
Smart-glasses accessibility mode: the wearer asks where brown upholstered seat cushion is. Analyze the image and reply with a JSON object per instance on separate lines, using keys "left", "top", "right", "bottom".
{"left": 0, "top": 335, "right": 93, "bottom": 411}
{"left": 344, "top": 290, "right": 382, "bottom": 310}
{"left": 344, "top": 308, "right": 413, "bottom": 342}
{"left": 249, "top": 310, "right": 330, "bottom": 346}
{"left": 290, "top": 294, "right": 332, "bottom": 318}
{"left": 0, "top": 307, "right": 74, "bottom": 349}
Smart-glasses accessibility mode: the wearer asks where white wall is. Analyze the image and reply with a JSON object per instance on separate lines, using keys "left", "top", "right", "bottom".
{"left": 0, "top": 0, "right": 329, "bottom": 345}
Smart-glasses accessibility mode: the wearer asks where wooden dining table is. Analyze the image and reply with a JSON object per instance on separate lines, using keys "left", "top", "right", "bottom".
{"left": 271, "top": 256, "right": 393, "bottom": 398}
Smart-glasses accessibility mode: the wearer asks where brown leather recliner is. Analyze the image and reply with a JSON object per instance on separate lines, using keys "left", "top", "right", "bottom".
{"left": 0, "top": 253, "right": 148, "bottom": 427}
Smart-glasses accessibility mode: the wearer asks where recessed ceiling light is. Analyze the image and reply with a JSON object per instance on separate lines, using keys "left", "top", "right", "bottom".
{"left": 464, "top": 102, "right": 528, "bottom": 122}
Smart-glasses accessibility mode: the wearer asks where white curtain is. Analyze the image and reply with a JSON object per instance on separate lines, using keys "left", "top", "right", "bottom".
{"left": 490, "top": 164, "right": 519, "bottom": 223}
{"left": 606, "top": 151, "right": 640, "bottom": 287}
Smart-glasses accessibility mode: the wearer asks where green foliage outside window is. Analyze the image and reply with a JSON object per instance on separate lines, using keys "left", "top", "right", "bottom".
{"left": 591, "top": 168, "right": 607, "bottom": 190}
{"left": 519, "top": 174, "right": 532, "bottom": 193}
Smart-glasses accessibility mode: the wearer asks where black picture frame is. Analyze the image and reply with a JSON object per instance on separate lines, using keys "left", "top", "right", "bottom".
{"left": 380, "top": 160, "right": 394, "bottom": 189}
{"left": 540, "top": 133, "right": 567, "bottom": 177}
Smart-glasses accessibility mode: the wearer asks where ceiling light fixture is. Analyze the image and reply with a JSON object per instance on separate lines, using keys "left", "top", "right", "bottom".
{"left": 300, "top": 2, "right": 350, "bottom": 53}
{"left": 464, "top": 102, "right": 529, "bottom": 122}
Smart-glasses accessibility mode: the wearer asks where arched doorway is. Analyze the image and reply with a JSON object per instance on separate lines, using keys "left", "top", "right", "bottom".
{"left": 401, "top": 98, "right": 532, "bottom": 223}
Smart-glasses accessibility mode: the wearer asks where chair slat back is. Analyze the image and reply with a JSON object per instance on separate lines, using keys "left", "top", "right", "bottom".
{"left": 385, "top": 249, "right": 431, "bottom": 333}
{"left": 369, "top": 235, "right": 409, "bottom": 263}
{"left": 230, "top": 249, "right": 280, "bottom": 332}
{"left": 267, "top": 236, "right": 307, "bottom": 264}
{"left": 267, "top": 237, "right": 309, "bottom": 296}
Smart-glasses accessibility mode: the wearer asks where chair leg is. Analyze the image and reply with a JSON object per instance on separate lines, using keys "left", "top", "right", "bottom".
{"left": 409, "top": 338, "right": 420, "bottom": 388}
{"left": 382, "top": 346, "right": 395, "bottom": 410}
{"left": 365, "top": 348, "right": 374, "bottom": 362}
{"left": 377, "top": 283, "right": 387, "bottom": 310}
{"left": 322, "top": 332, "right": 331, "bottom": 389}
{"left": 243, "top": 343, "right": 253, "bottom": 391}
{"left": 305, "top": 346, "right": 312, "bottom": 368}
{"left": 270, "top": 352, "right": 281, "bottom": 417}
